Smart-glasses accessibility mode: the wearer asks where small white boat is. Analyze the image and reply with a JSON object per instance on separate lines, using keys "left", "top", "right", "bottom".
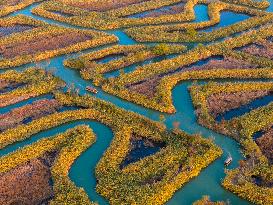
{"left": 224, "top": 154, "right": 232, "bottom": 166}
{"left": 86, "top": 86, "right": 98, "bottom": 94}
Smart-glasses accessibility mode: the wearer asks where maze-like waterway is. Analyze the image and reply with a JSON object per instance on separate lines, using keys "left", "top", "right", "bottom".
{"left": 2, "top": 2, "right": 272, "bottom": 204}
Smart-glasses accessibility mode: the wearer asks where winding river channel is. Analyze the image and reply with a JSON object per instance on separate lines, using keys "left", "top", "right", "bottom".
{"left": 2, "top": 2, "right": 273, "bottom": 204}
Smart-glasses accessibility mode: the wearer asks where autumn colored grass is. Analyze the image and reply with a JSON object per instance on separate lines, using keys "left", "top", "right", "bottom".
{"left": 0, "top": 15, "right": 118, "bottom": 69}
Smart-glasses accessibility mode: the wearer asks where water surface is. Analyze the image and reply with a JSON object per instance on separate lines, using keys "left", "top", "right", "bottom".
{"left": 0, "top": 2, "right": 267, "bottom": 204}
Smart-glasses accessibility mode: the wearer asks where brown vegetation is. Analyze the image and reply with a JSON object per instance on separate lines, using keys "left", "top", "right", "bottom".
{"left": 0, "top": 31, "right": 91, "bottom": 58}
{"left": 0, "top": 99, "right": 62, "bottom": 132}
{"left": 0, "top": 80, "right": 11, "bottom": 90}
{"left": 184, "top": 57, "right": 259, "bottom": 71}
{"left": 0, "top": 0, "right": 21, "bottom": 7}
{"left": 0, "top": 93, "right": 34, "bottom": 107}
{"left": 241, "top": 39, "right": 273, "bottom": 59}
{"left": 0, "top": 156, "right": 54, "bottom": 205}
{"left": 207, "top": 90, "right": 270, "bottom": 117}
{"left": 0, "top": 24, "right": 35, "bottom": 38}
{"left": 256, "top": 127, "right": 273, "bottom": 164}
{"left": 57, "top": 0, "right": 151, "bottom": 12}
{"left": 130, "top": 1, "right": 186, "bottom": 18}
{"left": 127, "top": 56, "right": 258, "bottom": 98}
{"left": 127, "top": 76, "right": 161, "bottom": 97}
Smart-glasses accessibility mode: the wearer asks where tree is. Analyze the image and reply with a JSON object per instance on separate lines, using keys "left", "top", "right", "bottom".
{"left": 159, "top": 114, "right": 166, "bottom": 123}
{"left": 152, "top": 43, "right": 171, "bottom": 55}
{"left": 186, "top": 27, "right": 197, "bottom": 38}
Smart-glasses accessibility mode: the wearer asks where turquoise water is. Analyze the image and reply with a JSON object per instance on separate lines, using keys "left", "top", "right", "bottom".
{"left": 165, "top": 82, "right": 253, "bottom": 204}
{"left": 267, "top": 0, "right": 273, "bottom": 12}
{"left": 193, "top": 5, "right": 210, "bottom": 22}
{"left": 0, "top": 120, "right": 113, "bottom": 205}
{"left": 202, "top": 11, "right": 250, "bottom": 32}
{"left": 1, "top": 2, "right": 270, "bottom": 204}
{"left": 69, "top": 122, "right": 113, "bottom": 204}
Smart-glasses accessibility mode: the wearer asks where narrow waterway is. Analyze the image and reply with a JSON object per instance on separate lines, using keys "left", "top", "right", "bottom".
{"left": 0, "top": 120, "right": 114, "bottom": 204}
{"left": 165, "top": 82, "right": 252, "bottom": 204}
{"left": 1, "top": 2, "right": 269, "bottom": 204}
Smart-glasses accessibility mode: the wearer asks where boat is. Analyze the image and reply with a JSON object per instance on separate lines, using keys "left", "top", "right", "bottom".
{"left": 85, "top": 86, "right": 98, "bottom": 94}
{"left": 224, "top": 153, "right": 232, "bottom": 166}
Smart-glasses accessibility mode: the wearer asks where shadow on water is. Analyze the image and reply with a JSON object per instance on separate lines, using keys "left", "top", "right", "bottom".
{"left": 96, "top": 54, "right": 125, "bottom": 64}
{"left": 120, "top": 137, "right": 165, "bottom": 169}
{"left": 252, "top": 125, "right": 273, "bottom": 141}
